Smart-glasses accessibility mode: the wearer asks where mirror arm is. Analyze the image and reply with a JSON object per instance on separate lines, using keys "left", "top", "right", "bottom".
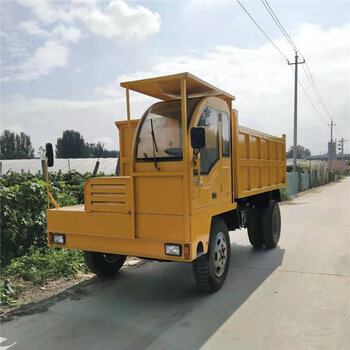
{"left": 192, "top": 149, "right": 200, "bottom": 166}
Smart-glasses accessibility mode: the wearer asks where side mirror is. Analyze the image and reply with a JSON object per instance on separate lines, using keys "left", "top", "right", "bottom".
{"left": 190, "top": 127, "right": 206, "bottom": 150}
{"left": 45, "top": 143, "right": 54, "bottom": 167}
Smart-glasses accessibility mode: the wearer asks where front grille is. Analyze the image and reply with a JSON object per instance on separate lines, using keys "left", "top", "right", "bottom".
{"left": 85, "top": 178, "right": 130, "bottom": 213}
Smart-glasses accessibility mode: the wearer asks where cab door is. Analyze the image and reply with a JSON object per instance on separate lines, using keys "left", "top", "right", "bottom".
{"left": 191, "top": 97, "right": 232, "bottom": 211}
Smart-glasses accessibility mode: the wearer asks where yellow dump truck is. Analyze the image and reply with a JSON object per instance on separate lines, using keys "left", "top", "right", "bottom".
{"left": 46, "top": 73, "right": 286, "bottom": 292}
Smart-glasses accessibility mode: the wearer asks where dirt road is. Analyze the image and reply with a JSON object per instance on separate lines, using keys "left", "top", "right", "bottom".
{"left": 1, "top": 178, "right": 349, "bottom": 350}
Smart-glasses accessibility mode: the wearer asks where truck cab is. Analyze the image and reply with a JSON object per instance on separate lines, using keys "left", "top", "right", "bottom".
{"left": 47, "top": 72, "right": 286, "bottom": 292}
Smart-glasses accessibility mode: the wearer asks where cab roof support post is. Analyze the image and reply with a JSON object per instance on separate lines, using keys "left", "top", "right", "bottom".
{"left": 126, "top": 88, "right": 132, "bottom": 161}
{"left": 125, "top": 87, "right": 135, "bottom": 238}
{"left": 181, "top": 77, "right": 190, "bottom": 243}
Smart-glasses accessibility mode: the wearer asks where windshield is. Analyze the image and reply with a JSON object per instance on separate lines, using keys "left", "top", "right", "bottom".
{"left": 136, "top": 98, "right": 201, "bottom": 161}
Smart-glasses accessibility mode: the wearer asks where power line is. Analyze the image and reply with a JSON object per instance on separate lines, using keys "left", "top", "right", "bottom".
{"left": 236, "top": 0, "right": 289, "bottom": 61}
{"left": 260, "top": 0, "right": 338, "bottom": 131}
{"left": 236, "top": 0, "right": 341, "bottom": 141}
{"left": 289, "top": 66, "right": 329, "bottom": 125}
{"left": 260, "top": 0, "right": 298, "bottom": 53}
{"left": 335, "top": 124, "right": 342, "bottom": 139}
{"left": 302, "top": 63, "right": 334, "bottom": 122}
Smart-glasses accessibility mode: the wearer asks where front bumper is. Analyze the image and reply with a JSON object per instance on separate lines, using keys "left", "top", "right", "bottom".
{"left": 47, "top": 205, "right": 193, "bottom": 262}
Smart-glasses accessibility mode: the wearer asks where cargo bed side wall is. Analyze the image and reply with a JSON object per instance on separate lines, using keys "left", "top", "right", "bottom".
{"left": 232, "top": 110, "right": 286, "bottom": 198}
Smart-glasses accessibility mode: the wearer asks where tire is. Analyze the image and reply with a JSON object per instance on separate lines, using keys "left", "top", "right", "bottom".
{"left": 83, "top": 251, "right": 126, "bottom": 277}
{"left": 192, "top": 218, "right": 231, "bottom": 292}
{"left": 247, "top": 207, "right": 263, "bottom": 248}
{"left": 260, "top": 200, "right": 281, "bottom": 249}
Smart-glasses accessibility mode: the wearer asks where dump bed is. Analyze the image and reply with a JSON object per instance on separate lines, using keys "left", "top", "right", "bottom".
{"left": 233, "top": 110, "right": 286, "bottom": 199}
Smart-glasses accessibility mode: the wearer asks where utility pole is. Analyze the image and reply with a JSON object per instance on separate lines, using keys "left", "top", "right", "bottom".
{"left": 338, "top": 138, "right": 349, "bottom": 172}
{"left": 288, "top": 51, "right": 305, "bottom": 172}
{"left": 338, "top": 138, "right": 344, "bottom": 172}
{"left": 329, "top": 120, "right": 335, "bottom": 143}
{"left": 328, "top": 120, "right": 336, "bottom": 170}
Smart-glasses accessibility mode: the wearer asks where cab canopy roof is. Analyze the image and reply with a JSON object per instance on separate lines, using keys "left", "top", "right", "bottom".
{"left": 120, "top": 72, "right": 235, "bottom": 102}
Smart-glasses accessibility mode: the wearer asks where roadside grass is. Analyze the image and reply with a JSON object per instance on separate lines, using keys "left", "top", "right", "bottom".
{"left": 280, "top": 187, "right": 289, "bottom": 201}
{"left": 3, "top": 247, "right": 88, "bottom": 286}
{"left": 1, "top": 247, "right": 89, "bottom": 307}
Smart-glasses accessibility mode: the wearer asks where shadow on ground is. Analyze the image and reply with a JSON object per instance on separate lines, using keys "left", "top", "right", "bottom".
{"left": 2, "top": 242, "right": 285, "bottom": 350}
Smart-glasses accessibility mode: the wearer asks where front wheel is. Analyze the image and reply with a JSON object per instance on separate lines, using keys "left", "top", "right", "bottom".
{"left": 192, "top": 218, "right": 231, "bottom": 292}
{"left": 83, "top": 251, "right": 126, "bottom": 277}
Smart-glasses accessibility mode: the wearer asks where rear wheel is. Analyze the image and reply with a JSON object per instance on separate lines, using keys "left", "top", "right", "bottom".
{"left": 83, "top": 251, "right": 126, "bottom": 277}
{"left": 192, "top": 218, "right": 231, "bottom": 292}
{"left": 260, "top": 200, "right": 281, "bottom": 249}
{"left": 247, "top": 207, "right": 263, "bottom": 248}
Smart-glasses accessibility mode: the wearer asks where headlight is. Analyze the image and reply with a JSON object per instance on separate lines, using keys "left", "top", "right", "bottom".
{"left": 52, "top": 234, "right": 65, "bottom": 244}
{"left": 165, "top": 244, "right": 181, "bottom": 256}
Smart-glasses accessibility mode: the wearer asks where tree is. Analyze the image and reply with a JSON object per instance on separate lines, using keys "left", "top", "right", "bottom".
{"left": 85, "top": 142, "right": 119, "bottom": 158}
{"left": 56, "top": 130, "right": 89, "bottom": 158}
{"left": 286, "top": 145, "right": 311, "bottom": 159}
{"left": 0, "top": 130, "right": 35, "bottom": 159}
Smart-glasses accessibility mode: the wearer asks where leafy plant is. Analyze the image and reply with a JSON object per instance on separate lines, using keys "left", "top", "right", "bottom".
{"left": 4, "top": 247, "right": 88, "bottom": 285}
{"left": 0, "top": 171, "right": 95, "bottom": 266}
{"left": 280, "top": 187, "right": 289, "bottom": 201}
{"left": 0, "top": 279, "right": 16, "bottom": 306}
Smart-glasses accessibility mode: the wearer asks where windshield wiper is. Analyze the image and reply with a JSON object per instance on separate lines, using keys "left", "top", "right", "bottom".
{"left": 150, "top": 119, "right": 160, "bottom": 171}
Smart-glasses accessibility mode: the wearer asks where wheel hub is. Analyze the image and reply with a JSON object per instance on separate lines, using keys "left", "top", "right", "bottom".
{"left": 213, "top": 232, "right": 228, "bottom": 277}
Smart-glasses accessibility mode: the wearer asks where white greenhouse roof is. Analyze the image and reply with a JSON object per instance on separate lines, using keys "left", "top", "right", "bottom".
{"left": 0, "top": 158, "right": 118, "bottom": 176}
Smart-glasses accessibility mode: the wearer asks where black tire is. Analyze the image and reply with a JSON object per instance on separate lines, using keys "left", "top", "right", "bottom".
{"left": 83, "top": 251, "right": 126, "bottom": 277}
{"left": 192, "top": 218, "right": 231, "bottom": 292}
{"left": 247, "top": 207, "right": 263, "bottom": 248}
{"left": 260, "top": 200, "right": 281, "bottom": 249}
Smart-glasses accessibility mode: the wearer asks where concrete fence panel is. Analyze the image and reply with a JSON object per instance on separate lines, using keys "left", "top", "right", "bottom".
{"left": 287, "top": 172, "right": 299, "bottom": 196}
{"left": 301, "top": 173, "right": 310, "bottom": 191}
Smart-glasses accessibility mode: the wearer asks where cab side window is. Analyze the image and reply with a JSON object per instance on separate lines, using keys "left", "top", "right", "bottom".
{"left": 222, "top": 111, "right": 230, "bottom": 157}
{"left": 198, "top": 106, "right": 219, "bottom": 175}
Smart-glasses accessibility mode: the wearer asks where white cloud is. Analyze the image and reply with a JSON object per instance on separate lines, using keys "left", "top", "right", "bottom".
{"left": 82, "top": 0, "right": 161, "bottom": 39}
{"left": 18, "top": 0, "right": 161, "bottom": 40}
{"left": 2, "top": 23, "right": 349, "bottom": 155}
{"left": 2, "top": 40, "right": 69, "bottom": 82}
{"left": 4, "top": 22, "right": 81, "bottom": 82}
{"left": 20, "top": 21, "right": 81, "bottom": 43}
{"left": 51, "top": 24, "right": 81, "bottom": 43}
{"left": 95, "top": 79, "right": 122, "bottom": 98}
{"left": 3, "top": 0, "right": 160, "bottom": 82}
{"left": 20, "top": 20, "right": 48, "bottom": 36}
{"left": 96, "top": 23, "right": 350, "bottom": 154}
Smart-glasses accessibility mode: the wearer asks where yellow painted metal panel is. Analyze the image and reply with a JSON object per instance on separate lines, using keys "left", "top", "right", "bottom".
{"left": 120, "top": 72, "right": 235, "bottom": 101}
{"left": 136, "top": 214, "right": 185, "bottom": 241}
{"left": 134, "top": 175, "right": 184, "bottom": 215}
{"left": 115, "top": 120, "right": 139, "bottom": 176}
{"left": 49, "top": 230, "right": 189, "bottom": 262}
{"left": 47, "top": 206, "right": 133, "bottom": 238}
{"left": 234, "top": 111, "right": 286, "bottom": 198}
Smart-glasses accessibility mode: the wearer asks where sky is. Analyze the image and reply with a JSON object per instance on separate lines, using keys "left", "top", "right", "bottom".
{"left": 1, "top": 0, "right": 349, "bottom": 155}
